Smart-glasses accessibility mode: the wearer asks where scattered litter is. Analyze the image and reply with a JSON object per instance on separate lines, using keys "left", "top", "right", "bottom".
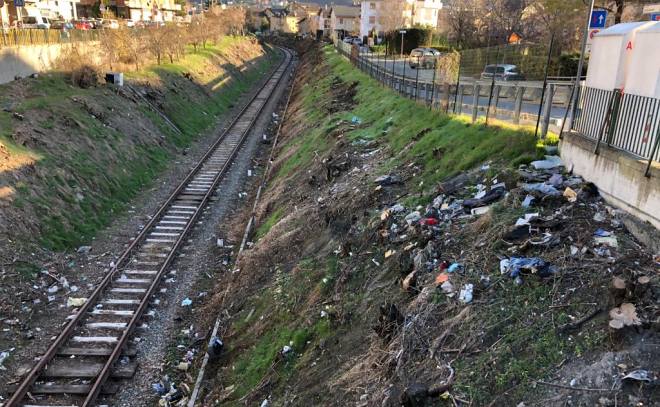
{"left": 522, "top": 194, "right": 534, "bottom": 207}
{"left": 594, "top": 236, "right": 618, "bottom": 248}
{"left": 0, "top": 348, "right": 13, "bottom": 370}
{"left": 351, "top": 116, "right": 362, "bottom": 124}
{"left": 547, "top": 173, "right": 563, "bottom": 187}
{"left": 594, "top": 229, "right": 612, "bottom": 237}
{"left": 384, "top": 249, "right": 396, "bottom": 258}
{"left": 609, "top": 303, "right": 641, "bottom": 328}
{"left": 470, "top": 206, "right": 490, "bottom": 216}
{"left": 260, "top": 399, "right": 271, "bottom": 407}
{"left": 435, "top": 272, "right": 449, "bottom": 285}
{"left": 390, "top": 203, "right": 405, "bottom": 213}
{"left": 176, "top": 362, "right": 189, "bottom": 371}
{"left": 47, "top": 285, "right": 59, "bottom": 294}
{"left": 208, "top": 337, "right": 224, "bottom": 359}
{"left": 621, "top": 370, "right": 652, "bottom": 383}
{"left": 282, "top": 345, "right": 292, "bottom": 354}
{"left": 593, "top": 212, "right": 606, "bottom": 222}
{"left": 500, "top": 257, "right": 556, "bottom": 279}
{"left": 77, "top": 245, "right": 92, "bottom": 254}
{"left": 459, "top": 284, "right": 474, "bottom": 303}
{"left": 404, "top": 211, "right": 421, "bottom": 226}
{"left": 522, "top": 183, "right": 560, "bottom": 196}
{"left": 530, "top": 155, "right": 562, "bottom": 170}
{"left": 441, "top": 281, "right": 454, "bottom": 294}
{"left": 447, "top": 263, "right": 461, "bottom": 273}
{"left": 216, "top": 238, "right": 224, "bottom": 248}
{"left": 374, "top": 174, "right": 400, "bottom": 186}
{"left": 563, "top": 187, "right": 577, "bottom": 202}
{"left": 181, "top": 298, "right": 192, "bottom": 307}
{"left": 515, "top": 213, "right": 539, "bottom": 227}
{"left": 66, "top": 297, "right": 87, "bottom": 307}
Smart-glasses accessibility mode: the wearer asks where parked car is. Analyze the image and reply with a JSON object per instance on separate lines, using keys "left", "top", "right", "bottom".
{"left": 125, "top": 19, "right": 136, "bottom": 28}
{"left": 51, "top": 20, "right": 75, "bottom": 31}
{"left": 409, "top": 48, "right": 441, "bottom": 69}
{"left": 101, "top": 19, "right": 120, "bottom": 29}
{"left": 343, "top": 36, "right": 361, "bottom": 45}
{"left": 20, "top": 15, "right": 51, "bottom": 29}
{"left": 480, "top": 64, "right": 526, "bottom": 81}
{"left": 73, "top": 19, "right": 93, "bottom": 30}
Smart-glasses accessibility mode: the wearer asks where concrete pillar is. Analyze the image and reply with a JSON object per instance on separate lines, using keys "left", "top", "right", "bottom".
{"left": 513, "top": 86, "right": 524, "bottom": 125}
{"left": 540, "top": 84, "right": 555, "bottom": 139}
{"left": 471, "top": 83, "right": 479, "bottom": 123}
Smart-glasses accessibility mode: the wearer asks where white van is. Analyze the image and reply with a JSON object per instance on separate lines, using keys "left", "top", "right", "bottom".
{"left": 20, "top": 15, "right": 51, "bottom": 29}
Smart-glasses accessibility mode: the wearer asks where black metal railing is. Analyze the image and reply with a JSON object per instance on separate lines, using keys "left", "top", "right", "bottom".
{"left": 573, "top": 85, "right": 660, "bottom": 172}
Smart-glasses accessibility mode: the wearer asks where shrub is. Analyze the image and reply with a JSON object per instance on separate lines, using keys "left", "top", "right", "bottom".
{"left": 71, "top": 65, "right": 99, "bottom": 88}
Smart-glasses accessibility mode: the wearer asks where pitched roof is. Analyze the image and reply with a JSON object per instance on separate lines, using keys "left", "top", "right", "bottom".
{"left": 330, "top": 5, "right": 360, "bottom": 18}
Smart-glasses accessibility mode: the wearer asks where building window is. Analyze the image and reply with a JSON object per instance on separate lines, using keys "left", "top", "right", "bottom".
{"left": 369, "top": 2, "right": 375, "bottom": 9}
{"left": 369, "top": 16, "right": 375, "bottom": 24}
{"left": 339, "top": 17, "right": 344, "bottom": 24}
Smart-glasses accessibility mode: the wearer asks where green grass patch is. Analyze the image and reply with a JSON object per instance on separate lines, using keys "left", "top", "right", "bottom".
{"left": 255, "top": 207, "right": 284, "bottom": 239}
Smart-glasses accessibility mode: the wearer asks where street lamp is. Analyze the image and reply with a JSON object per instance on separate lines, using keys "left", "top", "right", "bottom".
{"left": 399, "top": 29, "right": 406, "bottom": 58}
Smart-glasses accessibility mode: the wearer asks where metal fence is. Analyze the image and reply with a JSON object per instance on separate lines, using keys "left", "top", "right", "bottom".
{"left": 334, "top": 40, "right": 660, "bottom": 170}
{"left": 572, "top": 86, "right": 660, "bottom": 169}
{"left": 334, "top": 39, "right": 573, "bottom": 138}
{"left": 0, "top": 29, "right": 100, "bottom": 48}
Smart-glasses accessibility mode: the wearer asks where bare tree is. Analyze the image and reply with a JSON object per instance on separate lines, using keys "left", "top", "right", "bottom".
{"left": 444, "top": 0, "right": 484, "bottom": 48}
{"left": 378, "top": 0, "right": 413, "bottom": 32}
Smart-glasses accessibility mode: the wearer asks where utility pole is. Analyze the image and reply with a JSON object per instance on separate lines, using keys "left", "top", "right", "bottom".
{"left": 569, "top": 0, "right": 596, "bottom": 128}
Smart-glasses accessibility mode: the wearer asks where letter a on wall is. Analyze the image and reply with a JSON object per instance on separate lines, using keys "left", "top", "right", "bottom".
{"left": 626, "top": 41, "right": 633, "bottom": 50}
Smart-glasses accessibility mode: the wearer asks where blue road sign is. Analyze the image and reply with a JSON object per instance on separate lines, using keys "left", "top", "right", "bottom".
{"left": 590, "top": 10, "right": 608, "bottom": 28}
{"left": 14, "top": 0, "right": 25, "bottom": 6}
{"left": 651, "top": 13, "right": 660, "bottom": 21}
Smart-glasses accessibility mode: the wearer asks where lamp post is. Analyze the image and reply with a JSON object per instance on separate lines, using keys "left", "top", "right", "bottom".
{"left": 399, "top": 29, "right": 406, "bottom": 58}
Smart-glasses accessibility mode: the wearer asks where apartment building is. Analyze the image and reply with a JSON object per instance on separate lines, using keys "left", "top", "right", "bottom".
{"left": 359, "top": 0, "right": 443, "bottom": 39}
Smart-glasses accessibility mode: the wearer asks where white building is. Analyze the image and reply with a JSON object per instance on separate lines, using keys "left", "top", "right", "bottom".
{"left": 329, "top": 5, "right": 359, "bottom": 39}
{"left": 359, "top": 0, "right": 442, "bottom": 39}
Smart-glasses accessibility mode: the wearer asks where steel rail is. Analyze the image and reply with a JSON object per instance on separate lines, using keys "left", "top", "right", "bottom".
{"left": 6, "top": 46, "right": 292, "bottom": 407}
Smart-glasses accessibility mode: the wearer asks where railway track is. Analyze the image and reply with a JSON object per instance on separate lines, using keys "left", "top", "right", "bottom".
{"left": 5, "top": 47, "right": 293, "bottom": 407}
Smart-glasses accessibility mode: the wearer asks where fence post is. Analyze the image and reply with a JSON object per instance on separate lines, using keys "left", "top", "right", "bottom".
{"left": 414, "top": 57, "right": 420, "bottom": 101}
{"left": 513, "top": 86, "right": 524, "bottom": 125}
{"left": 429, "top": 64, "right": 437, "bottom": 110}
{"left": 441, "top": 83, "right": 450, "bottom": 112}
{"left": 540, "top": 84, "right": 555, "bottom": 138}
{"left": 401, "top": 59, "right": 407, "bottom": 96}
{"left": 645, "top": 127, "right": 660, "bottom": 177}
{"left": 456, "top": 84, "right": 464, "bottom": 114}
{"left": 471, "top": 83, "right": 479, "bottom": 123}
{"left": 489, "top": 85, "right": 500, "bottom": 119}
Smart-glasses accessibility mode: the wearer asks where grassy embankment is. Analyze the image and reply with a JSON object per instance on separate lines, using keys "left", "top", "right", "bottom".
{"left": 220, "top": 45, "right": 558, "bottom": 404}
{"left": 0, "top": 37, "right": 281, "bottom": 251}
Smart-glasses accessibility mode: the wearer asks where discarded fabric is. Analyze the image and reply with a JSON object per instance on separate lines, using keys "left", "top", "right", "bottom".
{"left": 594, "top": 228, "right": 612, "bottom": 237}
{"left": 522, "top": 183, "right": 560, "bottom": 196}
{"left": 181, "top": 298, "right": 192, "bottom": 306}
{"left": 530, "top": 155, "right": 562, "bottom": 170}
{"left": 521, "top": 195, "right": 534, "bottom": 207}
{"left": 67, "top": 297, "right": 87, "bottom": 307}
{"left": 499, "top": 257, "right": 556, "bottom": 278}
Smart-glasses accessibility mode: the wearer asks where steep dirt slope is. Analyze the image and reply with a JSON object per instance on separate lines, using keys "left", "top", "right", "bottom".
{"left": 192, "top": 43, "right": 659, "bottom": 407}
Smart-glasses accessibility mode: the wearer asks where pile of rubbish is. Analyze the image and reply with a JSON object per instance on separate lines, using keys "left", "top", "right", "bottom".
{"left": 373, "top": 155, "right": 634, "bottom": 307}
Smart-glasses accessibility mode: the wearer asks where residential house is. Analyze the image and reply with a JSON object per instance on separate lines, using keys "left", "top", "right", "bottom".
{"left": 316, "top": 5, "right": 331, "bottom": 39}
{"left": 329, "top": 4, "right": 359, "bottom": 40}
{"left": 264, "top": 7, "right": 298, "bottom": 33}
{"left": 289, "top": 1, "right": 318, "bottom": 35}
{"left": 359, "top": 0, "right": 443, "bottom": 39}
{"left": 3, "top": 0, "right": 81, "bottom": 23}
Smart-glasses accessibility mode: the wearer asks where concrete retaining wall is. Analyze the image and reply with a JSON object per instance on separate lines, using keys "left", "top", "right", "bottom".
{"left": 560, "top": 132, "right": 660, "bottom": 229}
{"left": 0, "top": 41, "right": 101, "bottom": 84}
